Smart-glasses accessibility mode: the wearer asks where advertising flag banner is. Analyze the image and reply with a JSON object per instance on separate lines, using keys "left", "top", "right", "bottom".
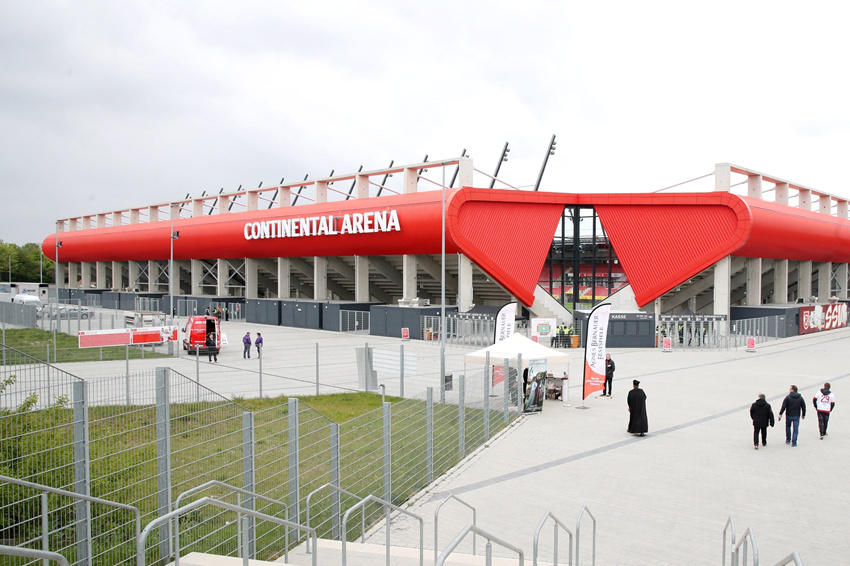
{"left": 582, "top": 303, "right": 611, "bottom": 400}
{"left": 494, "top": 302, "right": 517, "bottom": 344}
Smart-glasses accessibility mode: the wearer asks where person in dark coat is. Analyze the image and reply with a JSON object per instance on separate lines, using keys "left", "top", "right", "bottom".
{"left": 602, "top": 354, "right": 615, "bottom": 397}
{"left": 778, "top": 384, "right": 806, "bottom": 446}
{"left": 627, "top": 380, "right": 648, "bottom": 436}
{"left": 206, "top": 331, "right": 218, "bottom": 363}
{"left": 749, "top": 393, "right": 775, "bottom": 449}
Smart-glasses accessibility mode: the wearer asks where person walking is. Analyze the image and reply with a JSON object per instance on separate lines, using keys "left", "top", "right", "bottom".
{"left": 242, "top": 331, "right": 252, "bottom": 359}
{"left": 813, "top": 382, "right": 836, "bottom": 439}
{"left": 255, "top": 332, "right": 263, "bottom": 358}
{"left": 778, "top": 384, "right": 806, "bottom": 446}
{"left": 749, "top": 393, "right": 774, "bottom": 449}
{"left": 627, "top": 380, "right": 648, "bottom": 436}
{"left": 603, "top": 354, "right": 615, "bottom": 397}
{"left": 206, "top": 331, "right": 218, "bottom": 363}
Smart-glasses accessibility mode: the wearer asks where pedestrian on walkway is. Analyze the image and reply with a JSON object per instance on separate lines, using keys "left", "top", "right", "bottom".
{"left": 603, "top": 354, "right": 615, "bottom": 397}
{"left": 243, "top": 331, "right": 252, "bottom": 359}
{"left": 255, "top": 332, "right": 263, "bottom": 357}
{"left": 813, "top": 382, "right": 836, "bottom": 439}
{"left": 627, "top": 380, "right": 648, "bottom": 436}
{"left": 206, "top": 331, "right": 218, "bottom": 363}
{"left": 749, "top": 393, "right": 774, "bottom": 449}
{"left": 778, "top": 384, "right": 806, "bottom": 446}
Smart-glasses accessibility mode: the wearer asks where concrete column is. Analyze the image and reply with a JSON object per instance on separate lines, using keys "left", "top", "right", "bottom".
{"left": 216, "top": 259, "right": 228, "bottom": 296}
{"left": 246, "top": 258, "right": 259, "bottom": 299}
{"left": 713, "top": 256, "right": 731, "bottom": 333}
{"left": 837, "top": 200, "right": 849, "bottom": 220}
{"left": 798, "top": 261, "right": 813, "bottom": 301}
{"left": 192, "top": 198, "right": 204, "bottom": 217}
{"left": 247, "top": 190, "right": 259, "bottom": 211}
{"left": 774, "top": 182, "right": 789, "bottom": 205}
{"left": 402, "top": 255, "right": 417, "bottom": 301}
{"left": 147, "top": 261, "right": 157, "bottom": 292}
{"left": 654, "top": 298, "right": 662, "bottom": 322}
{"left": 96, "top": 262, "right": 107, "bottom": 289}
{"left": 313, "top": 257, "right": 328, "bottom": 300}
{"left": 456, "top": 156, "right": 474, "bottom": 188}
{"left": 68, "top": 263, "right": 79, "bottom": 289}
{"left": 353, "top": 174, "right": 371, "bottom": 303}
{"left": 747, "top": 258, "right": 762, "bottom": 305}
{"left": 458, "top": 255, "right": 473, "bottom": 310}
{"left": 80, "top": 263, "right": 91, "bottom": 289}
{"left": 277, "top": 258, "right": 291, "bottom": 299}
{"left": 191, "top": 259, "right": 204, "bottom": 295}
{"left": 818, "top": 262, "right": 832, "bottom": 301}
{"left": 747, "top": 174, "right": 762, "bottom": 199}
{"left": 354, "top": 256, "right": 370, "bottom": 302}
{"left": 148, "top": 206, "right": 159, "bottom": 222}
{"left": 836, "top": 263, "right": 849, "bottom": 300}
{"left": 217, "top": 194, "right": 229, "bottom": 214}
{"left": 774, "top": 260, "right": 789, "bottom": 303}
{"left": 128, "top": 261, "right": 140, "bottom": 292}
{"left": 687, "top": 296, "right": 697, "bottom": 312}
{"left": 714, "top": 163, "right": 732, "bottom": 192}
{"left": 112, "top": 261, "right": 124, "bottom": 290}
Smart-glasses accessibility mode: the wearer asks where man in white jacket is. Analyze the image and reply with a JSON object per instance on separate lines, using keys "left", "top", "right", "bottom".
{"left": 813, "top": 382, "right": 836, "bottom": 440}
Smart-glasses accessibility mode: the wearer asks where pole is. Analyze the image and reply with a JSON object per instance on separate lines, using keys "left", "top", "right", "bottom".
{"left": 169, "top": 206, "right": 175, "bottom": 356}
{"left": 440, "top": 163, "right": 447, "bottom": 402}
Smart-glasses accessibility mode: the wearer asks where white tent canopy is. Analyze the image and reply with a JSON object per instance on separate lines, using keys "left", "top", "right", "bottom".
{"left": 464, "top": 332, "right": 571, "bottom": 367}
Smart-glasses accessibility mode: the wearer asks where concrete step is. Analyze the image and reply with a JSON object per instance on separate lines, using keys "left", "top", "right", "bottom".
{"left": 167, "top": 553, "right": 278, "bottom": 566}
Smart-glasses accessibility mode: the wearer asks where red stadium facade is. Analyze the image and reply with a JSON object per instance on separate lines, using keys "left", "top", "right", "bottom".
{"left": 43, "top": 159, "right": 850, "bottom": 324}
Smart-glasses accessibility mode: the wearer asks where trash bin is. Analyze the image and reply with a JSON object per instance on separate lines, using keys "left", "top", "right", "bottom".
{"left": 444, "top": 373, "right": 453, "bottom": 391}
{"left": 570, "top": 335, "right": 579, "bottom": 348}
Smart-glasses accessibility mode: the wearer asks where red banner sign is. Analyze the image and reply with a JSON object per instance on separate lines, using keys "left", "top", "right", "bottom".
{"left": 79, "top": 326, "right": 178, "bottom": 348}
{"left": 799, "top": 303, "right": 849, "bottom": 334}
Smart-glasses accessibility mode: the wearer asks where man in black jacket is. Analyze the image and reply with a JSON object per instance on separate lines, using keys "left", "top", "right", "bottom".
{"left": 749, "top": 394, "right": 775, "bottom": 449}
{"left": 778, "top": 384, "right": 806, "bottom": 447}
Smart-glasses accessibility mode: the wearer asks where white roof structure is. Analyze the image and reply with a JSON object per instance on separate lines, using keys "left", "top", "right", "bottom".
{"left": 464, "top": 332, "right": 571, "bottom": 368}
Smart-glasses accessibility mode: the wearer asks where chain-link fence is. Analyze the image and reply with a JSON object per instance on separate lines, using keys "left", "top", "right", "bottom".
{"left": 1, "top": 344, "right": 522, "bottom": 565}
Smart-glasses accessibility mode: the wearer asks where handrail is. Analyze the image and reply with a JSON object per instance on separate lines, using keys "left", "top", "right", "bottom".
{"left": 435, "top": 523, "right": 524, "bottom": 566}
{"left": 575, "top": 505, "right": 596, "bottom": 566}
{"left": 434, "top": 495, "right": 477, "bottom": 564}
{"left": 533, "top": 510, "right": 573, "bottom": 566}
{"left": 0, "top": 545, "right": 70, "bottom": 566}
{"left": 173, "top": 480, "right": 291, "bottom": 562}
{"left": 0, "top": 474, "right": 142, "bottom": 566}
{"left": 305, "top": 482, "right": 365, "bottom": 553}
{"left": 340, "top": 494, "right": 424, "bottom": 566}
{"left": 137, "top": 496, "right": 317, "bottom": 566}
{"left": 723, "top": 515, "right": 737, "bottom": 566}
{"left": 733, "top": 527, "right": 759, "bottom": 566}
{"left": 772, "top": 552, "right": 803, "bottom": 565}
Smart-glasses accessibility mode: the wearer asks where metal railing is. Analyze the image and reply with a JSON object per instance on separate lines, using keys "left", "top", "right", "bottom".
{"left": 341, "top": 494, "right": 423, "bottom": 566}
{"left": 533, "top": 511, "right": 573, "bottom": 566}
{"left": 0, "top": 474, "right": 142, "bottom": 566}
{"left": 575, "top": 505, "right": 596, "bottom": 566}
{"left": 434, "top": 495, "right": 477, "bottom": 564}
{"left": 305, "top": 483, "right": 364, "bottom": 554}
{"left": 435, "top": 523, "right": 524, "bottom": 566}
{"left": 732, "top": 527, "right": 758, "bottom": 566}
{"left": 773, "top": 552, "right": 803, "bottom": 565}
{"left": 137, "top": 496, "right": 317, "bottom": 566}
{"left": 0, "top": 545, "right": 70, "bottom": 566}
{"left": 723, "top": 515, "right": 737, "bottom": 566}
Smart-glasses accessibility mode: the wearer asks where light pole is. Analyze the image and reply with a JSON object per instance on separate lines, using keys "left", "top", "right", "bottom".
{"left": 440, "top": 162, "right": 447, "bottom": 400}
{"left": 53, "top": 238, "right": 62, "bottom": 363}
{"left": 169, "top": 207, "right": 179, "bottom": 355}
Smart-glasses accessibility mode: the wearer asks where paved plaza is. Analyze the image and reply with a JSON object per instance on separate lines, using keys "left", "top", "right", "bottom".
{"left": 27, "top": 315, "right": 850, "bottom": 563}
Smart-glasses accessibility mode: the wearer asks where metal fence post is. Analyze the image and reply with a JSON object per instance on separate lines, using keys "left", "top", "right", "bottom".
{"left": 155, "top": 368, "right": 173, "bottom": 560}
{"left": 399, "top": 344, "right": 405, "bottom": 398}
{"left": 331, "top": 423, "right": 341, "bottom": 540}
{"left": 195, "top": 345, "right": 200, "bottom": 403}
{"left": 288, "top": 398, "right": 300, "bottom": 542}
{"left": 458, "top": 375, "right": 465, "bottom": 458}
{"left": 315, "top": 343, "right": 319, "bottom": 396}
{"left": 383, "top": 402, "right": 392, "bottom": 504}
{"left": 242, "top": 411, "right": 256, "bottom": 559}
{"left": 259, "top": 352, "right": 263, "bottom": 398}
{"left": 72, "top": 380, "right": 91, "bottom": 566}
{"left": 503, "top": 357, "right": 510, "bottom": 425}
{"left": 426, "top": 388, "right": 433, "bottom": 483}
{"left": 516, "top": 354, "right": 523, "bottom": 413}
{"left": 125, "top": 345, "right": 130, "bottom": 381}
{"left": 484, "top": 355, "right": 490, "bottom": 440}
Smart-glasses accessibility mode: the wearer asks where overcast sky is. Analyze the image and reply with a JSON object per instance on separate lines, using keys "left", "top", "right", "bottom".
{"left": 2, "top": 1, "right": 849, "bottom": 245}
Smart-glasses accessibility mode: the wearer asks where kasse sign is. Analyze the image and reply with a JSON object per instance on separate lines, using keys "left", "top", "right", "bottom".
{"left": 244, "top": 209, "right": 401, "bottom": 240}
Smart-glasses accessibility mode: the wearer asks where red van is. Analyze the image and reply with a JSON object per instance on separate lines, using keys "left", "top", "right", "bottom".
{"left": 183, "top": 316, "right": 222, "bottom": 355}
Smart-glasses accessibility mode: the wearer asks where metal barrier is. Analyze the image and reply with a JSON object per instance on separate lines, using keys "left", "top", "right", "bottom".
{"left": 723, "top": 515, "right": 737, "bottom": 566}
{"left": 773, "top": 552, "right": 803, "bottom": 565}
{"left": 0, "top": 474, "right": 142, "bottom": 566}
{"left": 434, "top": 495, "right": 477, "bottom": 564}
{"left": 137, "top": 496, "right": 317, "bottom": 566}
{"left": 341, "top": 494, "right": 423, "bottom": 566}
{"left": 422, "top": 313, "right": 495, "bottom": 346}
{"left": 533, "top": 510, "right": 573, "bottom": 566}
{"left": 0, "top": 545, "right": 70, "bottom": 566}
{"left": 341, "top": 309, "right": 370, "bottom": 333}
{"left": 575, "top": 505, "right": 597, "bottom": 566}
{"left": 732, "top": 527, "right": 758, "bottom": 566}
{"left": 436, "top": 523, "right": 524, "bottom": 566}
{"left": 305, "top": 483, "right": 364, "bottom": 554}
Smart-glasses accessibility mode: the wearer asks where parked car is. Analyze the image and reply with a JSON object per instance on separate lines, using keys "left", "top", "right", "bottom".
{"left": 52, "top": 305, "right": 95, "bottom": 319}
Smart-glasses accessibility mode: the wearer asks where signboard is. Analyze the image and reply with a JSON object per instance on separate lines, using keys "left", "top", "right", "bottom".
{"left": 582, "top": 303, "right": 611, "bottom": 400}
{"left": 531, "top": 318, "right": 556, "bottom": 338}
{"left": 401, "top": 327, "right": 410, "bottom": 340}
{"left": 799, "top": 303, "right": 849, "bottom": 334}
{"left": 524, "top": 359, "right": 547, "bottom": 413}
{"left": 79, "top": 326, "right": 178, "bottom": 349}
{"left": 493, "top": 365, "right": 505, "bottom": 385}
